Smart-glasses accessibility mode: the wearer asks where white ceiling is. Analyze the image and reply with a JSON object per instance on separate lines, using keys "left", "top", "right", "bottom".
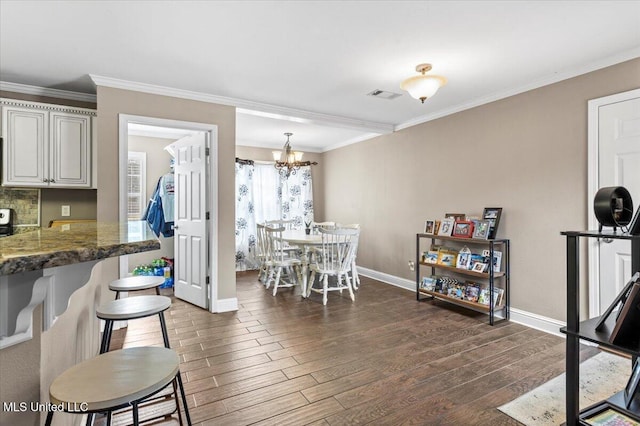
{"left": 1, "top": 1, "right": 639, "bottom": 152}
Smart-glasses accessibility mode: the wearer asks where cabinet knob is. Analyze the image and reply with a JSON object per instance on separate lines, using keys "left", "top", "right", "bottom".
{"left": 50, "top": 179, "right": 55, "bottom": 183}
{"left": 43, "top": 178, "right": 49, "bottom": 182}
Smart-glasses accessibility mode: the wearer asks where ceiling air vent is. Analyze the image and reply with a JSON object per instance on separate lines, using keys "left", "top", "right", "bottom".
{"left": 367, "top": 89, "right": 402, "bottom": 100}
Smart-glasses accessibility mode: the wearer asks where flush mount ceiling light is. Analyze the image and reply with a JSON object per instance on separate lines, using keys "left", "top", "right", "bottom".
{"left": 272, "top": 132, "right": 317, "bottom": 178}
{"left": 400, "top": 63, "right": 447, "bottom": 103}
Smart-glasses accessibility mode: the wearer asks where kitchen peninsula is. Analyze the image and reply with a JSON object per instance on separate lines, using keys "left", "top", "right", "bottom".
{"left": 0, "top": 221, "right": 160, "bottom": 425}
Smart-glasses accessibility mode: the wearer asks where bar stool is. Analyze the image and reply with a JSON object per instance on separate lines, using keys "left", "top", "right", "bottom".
{"left": 45, "top": 346, "right": 191, "bottom": 426}
{"left": 96, "top": 295, "right": 172, "bottom": 354}
{"left": 109, "top": 275, "right": 165, "bottom": 299}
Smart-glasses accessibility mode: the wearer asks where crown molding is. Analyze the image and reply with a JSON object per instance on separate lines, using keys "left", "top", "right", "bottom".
{"left": 90, "top": 74, "right": 394, "bottom": 135}
{"left": 0, "top": 81, "right": 97, "bottom": 103}
{"left": 395, "top": 47, "right": 640, "bottom": 131}
{"left": 236, "top": 139, "right": 324, "bottom": 153}
{"left": 322, "top": 132, "right": 382, "bottom": 152}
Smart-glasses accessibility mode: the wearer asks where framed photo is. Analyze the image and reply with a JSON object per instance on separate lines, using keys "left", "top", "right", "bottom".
{"left": 452, "top": 221, "right": 474, "bottom": 238}
{"left": 472, "top": 262, "right": 488, "bottom": 273}
{"left": 472, "top": 220, "right": 491, "bottom": 239}
{"left": 481, "top": 249, "right": 503, "bottom": 272}
{"left": 424, "top": 220, "right": 436, "bottom": 234}
{"left": 482, "top": 207, "right": 502, "bottom": 239}
{"left": 609, "top": 282, "right": 640, "bottom": 346}
{"left": 445, "top": 213, "right": 465, "bottom": 222}
{"left": 624, "top": 359, "right": 640, "bottom": 409}
{"left": 456, "top": 246, "right": 472, "bottom": 269}
{"left": 582, "top": 401, "right": 640, "bottom": 426}
{"left": 438, "top": 218, "right": 455, "bottom": 236}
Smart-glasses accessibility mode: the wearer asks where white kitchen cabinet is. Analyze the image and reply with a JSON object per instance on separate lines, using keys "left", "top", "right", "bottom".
{"left": 1, "top": 99, "right": 95, "bottom": 188}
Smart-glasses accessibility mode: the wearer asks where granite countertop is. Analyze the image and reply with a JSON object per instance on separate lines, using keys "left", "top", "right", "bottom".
{"left": 0, "top": 221, "right": 161, "bottom": 275}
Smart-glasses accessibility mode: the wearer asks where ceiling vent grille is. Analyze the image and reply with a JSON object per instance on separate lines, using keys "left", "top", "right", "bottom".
{"left": 367, "top": 89, "right": 402, "bottom": 100}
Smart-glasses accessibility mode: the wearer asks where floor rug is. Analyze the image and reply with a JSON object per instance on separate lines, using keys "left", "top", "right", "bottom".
{"left": 498, "top": 351, "right": 630, "bottom": 425}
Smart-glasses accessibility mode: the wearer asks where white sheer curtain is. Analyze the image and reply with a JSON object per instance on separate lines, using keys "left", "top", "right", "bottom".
{"left": 235, "top": 162, "right": 259, "bottom": 271}
{"left": 235, "top": 162, "right": 314, "bottom": 271}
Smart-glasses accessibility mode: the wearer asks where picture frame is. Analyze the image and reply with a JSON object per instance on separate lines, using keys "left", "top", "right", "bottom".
{"left": 456, "top": 246, "right": 472, "bottom": 269}
{"left": 471, "top": 262, "right": 488, "bottom": 273}
{"left": 481, "top": 249, "right": 503, "bottom": 272}
{"left": 482, "top": 207, "right": 502, "bottom": 239}
{"left": 624, "top": 359, "right": 640, "bottom": 409}
{"left": 438, "top": 218, "right": 455, "bottom": 236}
{"left": 445, "top": 213, "right": 465, "bottom": 222}
{"left": 581, "top": 401, "right": 640, "bottom": 426}
{"left": 424, "top": 220, "right": 436, "bottom": 234}
{"left": 472, "top": 220, "right": 491, "bottom": 239}
{"left": 609, "top": 282, "right": 640, "bottom": 347}
{"left": 452, "top": 221, "right": 474, "bottom": 238}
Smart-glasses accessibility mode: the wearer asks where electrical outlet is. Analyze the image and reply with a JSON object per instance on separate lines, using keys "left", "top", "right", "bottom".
{"left": 61, "top": 205, "right": 70, "bottom": 217}
{"left": 408, "top": 260, "right": 415, "bottom": 271}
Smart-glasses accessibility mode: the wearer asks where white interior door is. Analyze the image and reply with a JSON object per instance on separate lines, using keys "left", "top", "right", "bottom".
{"left": 173, "top": 132, "right": 208, "bottom": 308}
{"left": 596, "top": 93, "right": 640, "bottom": 314}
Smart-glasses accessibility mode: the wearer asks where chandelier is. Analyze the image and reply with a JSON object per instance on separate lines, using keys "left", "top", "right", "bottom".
{"left": 400, "top": 63, "right": 447, "bottom": 103}
{"left": 272, "top": 132, "right": 317, "bottom": 177}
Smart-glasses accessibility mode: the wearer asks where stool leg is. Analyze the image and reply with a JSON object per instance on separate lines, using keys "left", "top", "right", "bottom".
{"left": 85, "top": 412, "right": 94, "bottom": 426}
{"left": 132, "top": 402, "right": 139, "bottom": 426}
{"left": 106, "top": 411, "right": 112, "bottom": 426}
{"left": 99, "top": 319, "right": 114, "bottom": 354}
{"left": 155, "top": 286, "right": 160, "bottom": 295}
{"left": 115, "top": 291, "right": 121, "bottom": 300}
{"left": 175, "top": 372, "right": 192, "bottom": 426}
{"left": 159, "top": 312, "right": 170, "bottom": 348}
{"left": 45, "top": 411, "right": 54, "bottom": 426}
{"left": 172, "top": 379, "right": 184, "bottom": 426}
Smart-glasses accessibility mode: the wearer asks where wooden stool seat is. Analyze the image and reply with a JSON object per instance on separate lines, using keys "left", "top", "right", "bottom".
{"left": 109, "top": 275, "right": 165, "bottom": 298}
{"left": 96, "top": 295, "right": 172, "bottom": 354}
{"left": 45, "top": 347, "right": 191, "bottom": 425}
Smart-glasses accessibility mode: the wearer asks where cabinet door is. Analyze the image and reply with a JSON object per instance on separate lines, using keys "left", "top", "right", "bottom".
{"left": 49, "top": 112, "right": 91, "bottom": 188}
{"left": 1, "top": 106, "right": 48, "bottom": 186}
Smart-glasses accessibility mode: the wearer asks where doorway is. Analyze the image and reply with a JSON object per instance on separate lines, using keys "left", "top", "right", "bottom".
{"left": 118, "top": 114, "right": 220, "bottom": 311}
{"left": 587, "top": 88, "right": 640, "bottom": 318}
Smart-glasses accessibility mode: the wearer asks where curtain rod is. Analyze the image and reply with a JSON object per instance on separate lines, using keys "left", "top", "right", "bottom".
{"left": 235, "top": 157, "right": 254, "bottom": 165}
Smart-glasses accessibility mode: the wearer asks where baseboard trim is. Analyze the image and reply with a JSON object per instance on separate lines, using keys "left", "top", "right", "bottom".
{"left": 213, "top": 297, "right": 238, "bottom": 313}
{"left": 357, "top": 266, "right": 415, "bottom": 291}
{"left": 357, "top": 266, "right": 567, "bottom": 337}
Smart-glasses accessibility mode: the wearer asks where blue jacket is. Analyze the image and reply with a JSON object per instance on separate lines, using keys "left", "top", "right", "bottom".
{"left": 143, "top": 178, "right": 174, "bottom": 238}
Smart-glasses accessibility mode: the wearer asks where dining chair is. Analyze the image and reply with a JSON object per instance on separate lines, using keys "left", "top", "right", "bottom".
{"left": 312, "top": 221, "right": 336, "bottom": 230}
{"left": 336, "top": 223, "right": 361, "bottom": 289}
{"left": 263, "top": 226, "right": 303, "bottom": 296}
{"left": 307, "top": 227, "right": 360, "bottom": 305}
{"left": 265, "top": 219, "right": 301, "bottom": 258}
{"left": 256, "top": 223, "right": 269, "bottom": 282}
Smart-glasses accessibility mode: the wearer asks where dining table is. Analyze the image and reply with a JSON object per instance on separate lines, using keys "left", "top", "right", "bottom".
{"left": 281, "top": 229, "right": 322, "bottom": 297}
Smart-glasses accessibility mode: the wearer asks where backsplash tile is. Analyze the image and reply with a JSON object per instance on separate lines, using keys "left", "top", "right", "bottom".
{"left": 0, "top": 188, "right": 40, "bottom": 227}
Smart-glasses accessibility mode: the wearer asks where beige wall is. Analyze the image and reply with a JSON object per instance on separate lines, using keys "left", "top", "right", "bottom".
{"left": 40, "top": 189, "right": 97, "bottom": 226}
{"left": 127, "top": 135, "right": 176, "bottom": 269}
{"left": 323, "top": 58, "right": 640, "bottom": 322}
{"left": 235, "top": 145, "right": 326, "bottom": 220}
{"left": 96, "top": 87, "right": 237, "bottom": 300}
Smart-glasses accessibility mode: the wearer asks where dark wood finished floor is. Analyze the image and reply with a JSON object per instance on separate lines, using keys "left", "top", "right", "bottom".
{"left": 117, "top": 271, "right": 598, "bottom": 425}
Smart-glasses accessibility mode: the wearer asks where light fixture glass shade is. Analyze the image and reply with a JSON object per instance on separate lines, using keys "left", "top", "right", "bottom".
{"left": 272, "top": 150, "right": 282, "bottom": 161}
{"left": 294, "top": 151, "right": 303, "bottom": 161}
{"left": 400, "top": 75, "right": 447, "bottom": 102}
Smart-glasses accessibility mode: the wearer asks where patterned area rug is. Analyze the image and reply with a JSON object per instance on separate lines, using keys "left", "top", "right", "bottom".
{"left": 498, "top": 351, "right": 630, "bottom": 425}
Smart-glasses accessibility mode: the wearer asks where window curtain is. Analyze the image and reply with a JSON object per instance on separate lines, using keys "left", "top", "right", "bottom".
{"left": 235, "top": 162, "right": 314, "bottom": 271}
{"left": 235, "top": 162, "right": 259, "bottom": 271}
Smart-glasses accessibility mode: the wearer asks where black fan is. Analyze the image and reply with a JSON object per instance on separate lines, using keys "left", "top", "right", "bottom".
{"left": 593, "top": 186, "right": 634, "bottom": 232}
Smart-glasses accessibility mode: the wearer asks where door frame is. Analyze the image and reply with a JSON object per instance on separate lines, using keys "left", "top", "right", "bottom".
{"left": 587, "top": 88, "right": 640, "bottom": 317}
{"left": 118, "top": 114, "right": 219, "bottom": 312}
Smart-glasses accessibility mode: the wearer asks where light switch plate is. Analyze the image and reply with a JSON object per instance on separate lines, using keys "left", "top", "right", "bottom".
{"left": 61, "top": 205, "right": 70, "bottom": 217}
